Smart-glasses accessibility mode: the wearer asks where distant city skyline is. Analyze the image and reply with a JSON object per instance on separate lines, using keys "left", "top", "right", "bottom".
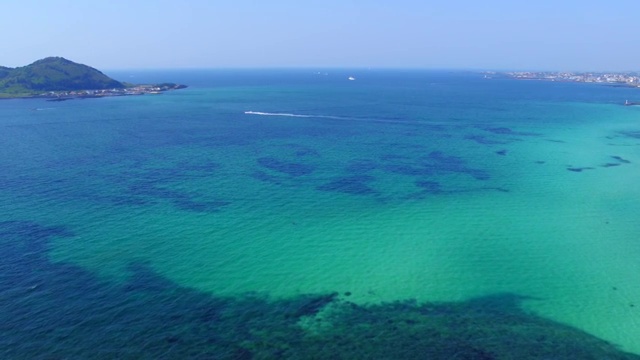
{"left": 3, "top": 0, "right": 640, "bottom": 71}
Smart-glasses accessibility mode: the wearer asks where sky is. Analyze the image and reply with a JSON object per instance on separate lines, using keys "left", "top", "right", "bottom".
{"left": 2, "top": 0, "right": 639, "bottom": 71}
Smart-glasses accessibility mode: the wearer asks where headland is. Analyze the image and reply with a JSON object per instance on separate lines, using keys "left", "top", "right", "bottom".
{"left": 0, "top": 57, "right": 187, "bottom": 100}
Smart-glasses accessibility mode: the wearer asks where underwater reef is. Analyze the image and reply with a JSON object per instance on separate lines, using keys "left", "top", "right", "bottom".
{"left": 1, "top": 220, "right": 639, "bottom": 359}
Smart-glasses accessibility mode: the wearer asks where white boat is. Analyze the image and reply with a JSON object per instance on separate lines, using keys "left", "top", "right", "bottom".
{"left": 348, "top": 76, "right": 355, "bottom": 81}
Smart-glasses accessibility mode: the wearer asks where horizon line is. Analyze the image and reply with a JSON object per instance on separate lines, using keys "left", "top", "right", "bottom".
{"left": 101, "top": 66, "right": 640, "bottom": 73}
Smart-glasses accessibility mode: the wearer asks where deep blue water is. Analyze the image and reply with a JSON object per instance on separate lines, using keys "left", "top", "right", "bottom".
{"left": 2, "top": 70, "right": 640, "bottom": 359}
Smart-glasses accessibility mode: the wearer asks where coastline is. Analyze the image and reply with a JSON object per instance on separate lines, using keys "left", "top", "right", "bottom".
{"left": 486, "top": 71, "right": 640, "bottom": 105}
{"left": 0, "top": 83, "right": 187, "bottom": 101}
{"left": 492, "top": 70, "right": 640, "bottom": 88}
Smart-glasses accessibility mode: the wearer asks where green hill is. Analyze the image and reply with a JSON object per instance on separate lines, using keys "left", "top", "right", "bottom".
{"left": 0, "top": 57, "right": 124, "bottom": 95}
{"left": 0, "top": 66, "right": 11, "bottom": 79}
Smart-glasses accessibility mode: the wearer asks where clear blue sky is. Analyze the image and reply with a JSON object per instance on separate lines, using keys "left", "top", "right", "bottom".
{"left": 3, "top": 0, "right": 639, "bottom": 71}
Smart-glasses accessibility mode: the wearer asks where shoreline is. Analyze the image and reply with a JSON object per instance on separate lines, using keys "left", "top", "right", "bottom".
{"left": 0, "top": 83, "right": 188, "bottom": 101}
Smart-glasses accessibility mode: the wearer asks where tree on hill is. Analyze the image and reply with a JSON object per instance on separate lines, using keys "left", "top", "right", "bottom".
{"left": 0, "top": 66, "right": 11, "bottom": 79}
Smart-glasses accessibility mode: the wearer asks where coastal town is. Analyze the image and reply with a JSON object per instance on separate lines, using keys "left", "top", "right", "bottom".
{"left": 490, "top": 71, "right": 640, "bottom": 87}
{"left": 42, "top": 83, "right": 188, "bottom": 101}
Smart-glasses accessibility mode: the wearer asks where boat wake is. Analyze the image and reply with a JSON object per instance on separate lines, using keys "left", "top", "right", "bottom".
{"left": 244, "top": 111, "right": 346, "bottom": 120}
{"left": 244, "top": 111, "right": 313, "bottom": 118}
{"left": 244, "top": 111, "right": 450, "bottom": 127}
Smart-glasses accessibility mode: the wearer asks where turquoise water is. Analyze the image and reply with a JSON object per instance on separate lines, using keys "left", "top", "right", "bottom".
{"left": 2, "top": 70, "right": 640, "bottom": 358}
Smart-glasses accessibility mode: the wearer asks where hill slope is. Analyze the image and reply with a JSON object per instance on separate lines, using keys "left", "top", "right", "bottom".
{"left": 0, "top": 57, "right": 124, "bottom": 94}
{"left": 0, "top": 66, "right": 11, "bottom": 79}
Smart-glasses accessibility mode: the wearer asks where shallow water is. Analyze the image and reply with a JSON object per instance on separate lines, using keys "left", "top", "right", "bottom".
{"left": 1, "top": 70, "right": 640, "bottom": 357}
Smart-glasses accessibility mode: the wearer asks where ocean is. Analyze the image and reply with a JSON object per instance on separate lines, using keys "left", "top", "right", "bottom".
{"left": 1, "top": 70, "right": 640, "bottom": 358}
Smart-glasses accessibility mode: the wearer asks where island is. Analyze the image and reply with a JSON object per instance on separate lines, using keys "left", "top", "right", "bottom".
{"left": 0, "top": 57, "right": 187, "bottom": 100}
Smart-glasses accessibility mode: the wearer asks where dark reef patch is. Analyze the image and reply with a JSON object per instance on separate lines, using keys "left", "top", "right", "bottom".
{"left": 128, "top": 182, "right": 184, "bottom": 198}
{"left": 278, "top": 143, "right": 321, "bottom": 158}
{"left": 611, "top": 155, "right": 631, "bottom": 164}
{"left": 345, "top": 159, "right": 378, "bottom": 174}
{"left": 380, "top": 154, "right": 412, "bottom": 161}
{"left": 465, "top": 134, "right": 511, "bottom": 145}
{"left": 250, "top": 170, "right": 283, "bottom": 185}
{"left": 415, "top": 180, "right": 442, "bottom": 193}
{"left": 481, "top": 127, "right": 541, "bottom": 137}
{"left": 283, "top": 292, "right": 339, "bottom": 318}
{"left": 128, "top": 182, "right": 229, "bottom": 213}
{"left": 86, "top": 159, "right": 230, "bottom": 213}
{"left": 173, "top": 198, "right": 231, "bottom": 213}
{"left": 257, "top": 157, "right": 315, "bottom": 177}
{"left": 104, "top": 195, "right": 151, "bottom": 206}
{"left": 375, "top": 142, "right": 428, "bottom": 151}
{"left": 128, "top": 162, "right": 222, "bottom": 184}
{"left": 567, "top": 167, "right": 595, "bottom": 172}
{"left": 409, "top": 184, "right": 509, "bottom": 199}
{"left": 317, "top": 175, "right": 377, "bottom": 195}
{"left": 295, "top": 148, "right": 320, "bottom": 157}
{"left": 484, "top": 127, "right": 517, "bottom": 135}
{"left": 378, "top": 151, "right": 490, "bottom": 182}
{"left": 384, "top": 164, "right": 434, "bottom": 176}
{"left": 425, "top": 151, "right": 464, "bottom": 167}
{"left": 1, "top": 220, "right": 639, "bottom": 359}
{"left": 491, "top": 187, "right": 510, "bottom": 193}
{"left": 618, "top": 130, "right": 640, "bottom": 139}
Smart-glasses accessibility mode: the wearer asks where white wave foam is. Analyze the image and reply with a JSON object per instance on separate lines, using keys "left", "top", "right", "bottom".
{"left": 244, "top": 110, "right": 449, "bottom": 127}
{"left": 244, "top": 111, "right": 353, "bottom": 122}
{"left": 244, "top": 111, "right": 314, "bottom": 118}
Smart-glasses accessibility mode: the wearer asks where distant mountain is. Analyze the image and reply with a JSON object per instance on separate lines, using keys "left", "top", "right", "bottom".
{"left": 0, "top": 57, "right": 124, "bottom": 94}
